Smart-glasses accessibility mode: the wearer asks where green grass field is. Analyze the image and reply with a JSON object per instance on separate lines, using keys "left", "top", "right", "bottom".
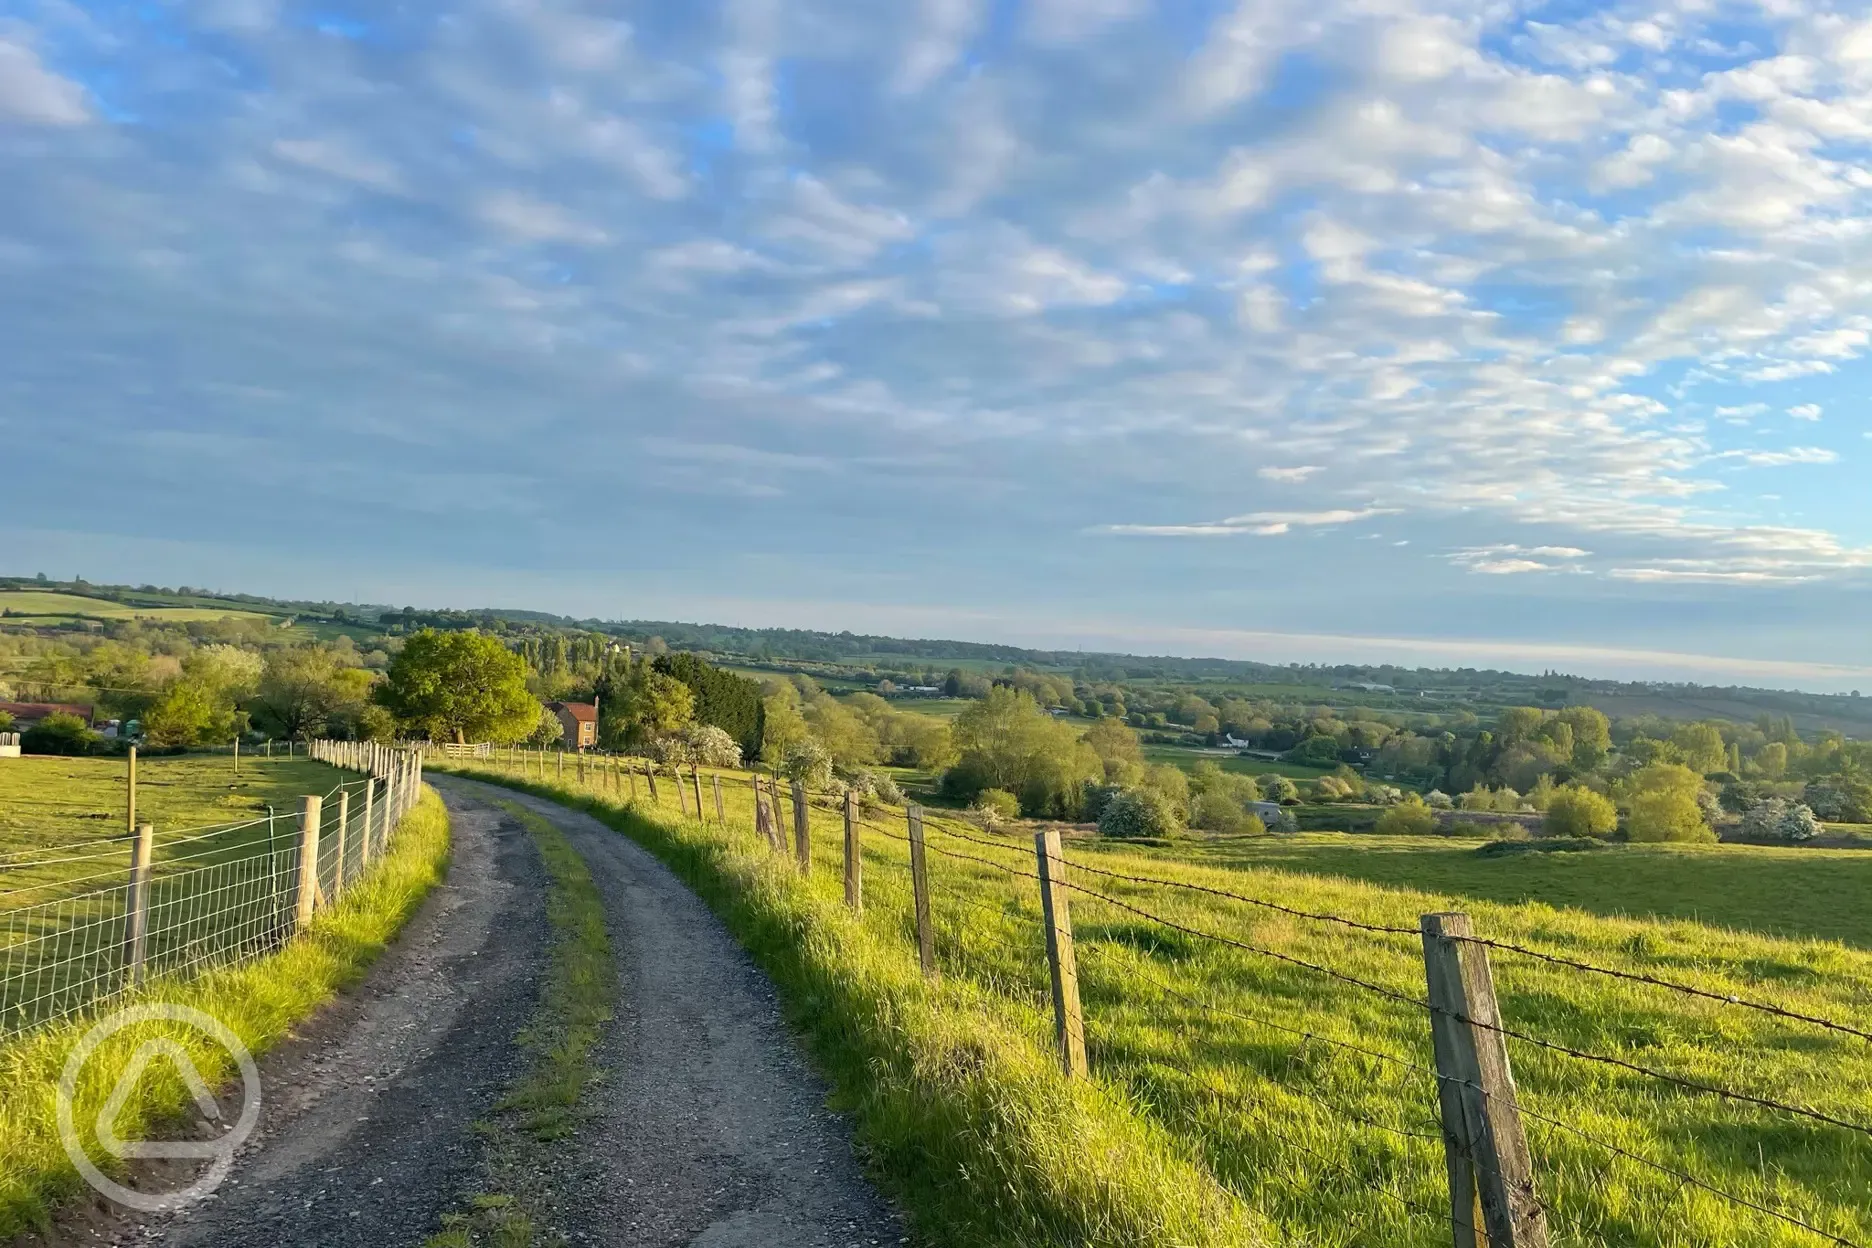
{"left": 0, "top": 590, "right": 275, "bottom": 624}
{"left": 446, "top": 756, "right": 1872, "bottom": 1247}
{"left": 1, "top": 753, "right": 339, "bottom": 860}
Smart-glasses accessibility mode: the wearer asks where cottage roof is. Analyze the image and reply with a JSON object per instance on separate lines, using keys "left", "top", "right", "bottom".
{"left": 548, "top": 701, "right": 599, "bottom": 723}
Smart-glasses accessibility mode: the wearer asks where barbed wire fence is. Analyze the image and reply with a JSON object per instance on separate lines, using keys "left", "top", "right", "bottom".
{"left": 435, "top": 745, "right": 1872, "bottom": 1248}
{"left": 0, "top": 741, "right": 426, "bottom": 1040}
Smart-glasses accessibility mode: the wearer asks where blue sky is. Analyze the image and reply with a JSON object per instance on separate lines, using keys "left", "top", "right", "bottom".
{"left": 3, "top": 0, "right": 1870, "bottom": 689}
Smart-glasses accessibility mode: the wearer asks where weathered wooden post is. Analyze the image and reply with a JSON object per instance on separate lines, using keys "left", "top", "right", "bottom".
{"left": 907, "top": 805, "right": 935, "bottom": 978}
{"left": 123, "top": 822, "right": 154, "bottom": 985}
{"left": 628, "top": 760, "right": 639, "bottom": 802}
{"left": 362, "top": 778, "right": 377, "bottom": 867}
{"left": 557, "top": 751, "right": 564, "bottom": 783}
{"left": 677, "top": 766, "right": 691, "bottom": 817}
{"left": 843, "top": 790, "right": 861, "bottom": 912}
{"left": 296, "top": 795, "right": 323, "bottom": 931}
{"left": 713, "top": 774, "right": 726, "bottom": 826}
{"left": 646, "top": 763, "right": 659, "bottom": 804}
{"left": 790, "top": 779, "right": 810, "bottom": 875}
{"left": 1421, "top": 912, "right": 1549, "bottom": 1248}
{"left": 691, "top": 766, "right": 706, "bottom": 821}
{"left": 233, "top": 736, "right": 240, "bottom": 777}
{"left": 126, "top": 745, "right": 138, "bottom": 839}
{"left": 578, "top": 751, "right": 586, "bottom": 785}
{"left": 1035, "top": 828, "right": 1088, "bottom": 1078}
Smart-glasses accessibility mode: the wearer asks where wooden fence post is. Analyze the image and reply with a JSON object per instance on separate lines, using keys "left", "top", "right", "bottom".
{"left": 629, "top": 760, "right": 639, "bottom": 802}
{"left": 126, "top": 745, "right": 137, "bottom": 840}
{"left": 691, "top": 766, "right": 706, "bottom": 821}
{"left": 677, "top": 767, "right": 691, "bottom": 817}
{"left": 1421, "top": 912, "right": 1550, "bottom": 1248}
{"left": 791, "top": 779, "right": 810, "bottom": 875}
{"left": 296, "top": 795, "right": 322, "bottom": 931}
{"left": 843, "top": 790, "right": 861, "bottom": 912}
{"left": 766, "top": 776, "right": 785, "bottom": 847}
{"left": 557, "top": 751, "right": 564, "bottom": 783}
{"left": 646, "top": 763, "right": 659, "bottom": 804}
{"left": 907, "top": 805, "right": 935, "bottom": 978}
{"left": 578, "top": 751, "right": 586, "bottom": 785}
{"left": 362, "top": 778, "right": 376, "bottom": 867}
{"left": 123, "top": 822, "right": 154, "bottom": 985}
{"left": 713, "top": 774, "right": 726, "bottom": 827}
{"left": 1035, "top": 828, "right": 1088, "bottom": 1078}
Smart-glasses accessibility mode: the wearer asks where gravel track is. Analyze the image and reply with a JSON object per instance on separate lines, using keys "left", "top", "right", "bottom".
{"left": 439, "top": 778, "right": 906, "bottom": 1248}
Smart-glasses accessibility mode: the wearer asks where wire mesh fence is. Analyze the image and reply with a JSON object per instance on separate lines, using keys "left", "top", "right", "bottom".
{"left": 0, "top": 745, "right": 424, "bottom": 1041}
{"left": 431, "top": 745, "right": 1872, "bottom": 1248}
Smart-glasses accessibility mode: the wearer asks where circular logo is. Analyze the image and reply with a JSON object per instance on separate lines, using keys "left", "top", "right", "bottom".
{"left": 56, "top": 1003, "right": 262, "bottom": 1212}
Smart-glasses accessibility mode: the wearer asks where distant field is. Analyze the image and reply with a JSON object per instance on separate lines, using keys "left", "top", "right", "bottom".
{"left": 1584, "top": 691, "right": 1872, "bottom": 737}
{"left": 1162, "top": 831, "right": 1872, "bottom": 948}
{"left": 0, "top": 590, "right": 275, "bottom": 624}
{"left": 1143, "top": 743, "right": 1334, "bottom": 781}
{"left": 0, "top": 753, "right": 338, "bottom": 868}
{"left": 886, "top": 696, "right": 976, "bottom": 719}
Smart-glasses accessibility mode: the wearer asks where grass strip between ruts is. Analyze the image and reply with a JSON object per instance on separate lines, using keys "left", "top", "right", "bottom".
{"left": 426, "top": 799, "right": 615, "bottom": 1248}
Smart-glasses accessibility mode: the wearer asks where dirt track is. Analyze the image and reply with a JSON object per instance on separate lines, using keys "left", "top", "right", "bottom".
{"left": 36, "top": 779, "right": 903, "bottom": 1247}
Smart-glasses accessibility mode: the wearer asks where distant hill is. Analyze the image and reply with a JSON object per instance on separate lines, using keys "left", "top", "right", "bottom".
{"left": 7, "top": 573, "right": 1870, "bottom": 731}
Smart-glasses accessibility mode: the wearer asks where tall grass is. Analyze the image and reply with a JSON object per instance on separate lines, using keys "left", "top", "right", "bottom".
{"left": 442, "top": 759, "right": 1872, "bottom": 1248}
{"left": 0, "top": 788, "right": 451, "bottom": 1237}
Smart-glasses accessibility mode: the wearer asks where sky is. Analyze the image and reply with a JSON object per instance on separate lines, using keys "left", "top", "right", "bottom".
{"left": 2, "top": 0, "right": 1871, "bottom": 690}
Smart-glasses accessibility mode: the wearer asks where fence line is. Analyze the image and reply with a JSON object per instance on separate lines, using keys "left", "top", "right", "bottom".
{"left": 0, "top": 741, "right": 426, "bottom": 1040}
{"left": 430, "top": 746, "right": 1871, "bottom": 1247}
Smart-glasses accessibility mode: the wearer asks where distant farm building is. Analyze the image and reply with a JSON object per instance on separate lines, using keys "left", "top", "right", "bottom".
{"left": 547, "top": 701, "right": 598, "bottom": 749}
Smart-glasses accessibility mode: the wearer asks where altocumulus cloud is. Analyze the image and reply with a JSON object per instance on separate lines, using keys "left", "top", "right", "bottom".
{"left": 1, "top": 0, "right": 1870, "bottom": 674}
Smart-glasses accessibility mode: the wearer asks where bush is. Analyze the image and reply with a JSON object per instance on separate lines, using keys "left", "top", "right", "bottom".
{"left": 1190, "top": 791, "right": 1249, "bottom": 834}
{"left": 970, "top": 788, "right": 1021, "bottom": 829}
{"left": 22, "top": 713, "right": 97, "bottom": 756}
{"left": 1476, "top": 836, "right": 1611, "bottom": 858}
{"left": 782, "top": 739, "right": 834, "bottom": 790}
{"left": 1624, "top": 763, "right": 1715, "bottom": 843}
{"left": 1424, "top": 789, "right": 1454, "bottom": 810}
{"left": 1375, "top": 795, "right": 1436, "bottom": 837}
{"left": 1544, "top": 785, "right": 1618, "bottom": 838}
{"left": 1742, "top": 798, "right": 1822, "bottom": 843}
{"left": 1098, "top": 788, "right": 1183, "bottom": 840}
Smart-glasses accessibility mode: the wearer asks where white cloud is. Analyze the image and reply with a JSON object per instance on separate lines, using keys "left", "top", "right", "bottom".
{"left": 1787, "top": 404, "right": 1823, "bottom": 421}
{"left": 0, "top": 39, "right": 88, "bottom": 125}
{"left": 1103, "top": 507, "right": 1395, "bottom": 537}
{"left": 1257, "top": 465, "right": 1322, "bottom": 482}
{"left": 1710, "top": 446, "right": 1839, "bottom": 467}
{"left": 1027, "top": 0, "right": 1150, "bottom": 46}
{"left": 477, "top": 192, "right": 609, "bottom": 246}
{"left": 273, "top": 138, "right": 405, "bottom": 193}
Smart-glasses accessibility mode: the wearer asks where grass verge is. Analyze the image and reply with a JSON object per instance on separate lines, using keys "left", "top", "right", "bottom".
{"left": 0, "top": 787, "right": 451, "bottom": 1238}
{"left": 426, "top": 799, "right": 614, "bottom": 1248}
{"left": 435, "top": 765, "right": 1271, "bottom": 1248}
